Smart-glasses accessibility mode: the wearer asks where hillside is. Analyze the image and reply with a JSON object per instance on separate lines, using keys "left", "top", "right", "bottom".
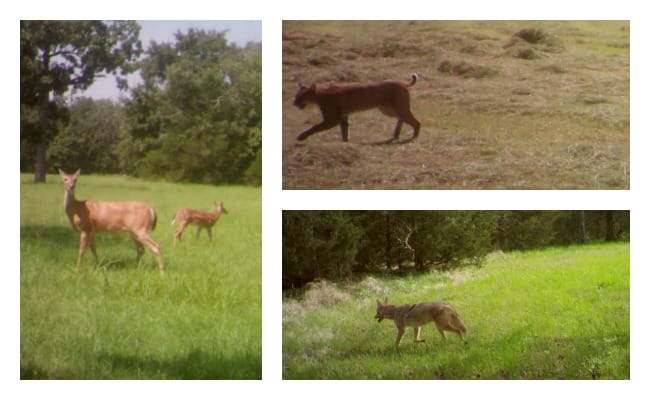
{"left": 282, "top": 21, "right": 629, "bottom": 189}
{"left": 283, "top": 243, "right": 630, "bottom": 379}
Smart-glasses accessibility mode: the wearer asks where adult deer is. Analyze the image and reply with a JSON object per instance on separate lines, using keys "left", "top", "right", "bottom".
{"left": 58, "top": 169, "right": 164, "bottom": 273}
{"left": 171, "top": 201, "right": 228, "bottom": 246}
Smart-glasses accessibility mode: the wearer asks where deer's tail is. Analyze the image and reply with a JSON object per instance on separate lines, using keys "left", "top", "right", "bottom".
{"left": 150, "top": 208, "right": 158, "bottom": 231}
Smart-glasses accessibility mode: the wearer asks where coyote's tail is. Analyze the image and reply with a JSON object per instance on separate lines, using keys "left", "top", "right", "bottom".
{"left": 407, "top": 73, "right": 419, "bottom": 87}
{"left": 452, "top": 312, "right": 467, "bottom": 332}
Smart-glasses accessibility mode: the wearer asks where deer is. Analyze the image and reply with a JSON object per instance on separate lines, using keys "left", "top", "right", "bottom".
{"left": 58, "top": 169, "right": 164, "bottom": 273}
{"left": 171, "top": 201, "right": 228, "bottom": 246}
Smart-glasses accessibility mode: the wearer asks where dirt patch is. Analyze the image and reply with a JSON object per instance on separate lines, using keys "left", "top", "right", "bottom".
{"left": 283, "top": 280, "right": 353, "bottom": 317}
{"left": 289, "top": 143, "right": 360, "bottom": 168}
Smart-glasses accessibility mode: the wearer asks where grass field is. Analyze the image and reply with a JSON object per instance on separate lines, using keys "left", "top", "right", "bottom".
{"left": 282, "top": 242, "right": 629, "bottom": 379}
{"left": 282, "top": 20, "right": 629, "bottom": 189}
{"left": 20, "top": 173, "right": 261, "bottom": 379}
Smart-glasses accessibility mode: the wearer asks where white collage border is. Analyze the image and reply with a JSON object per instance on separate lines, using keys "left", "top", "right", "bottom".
{"left": 5, "top": 1, "right": 647, "bottom": 399}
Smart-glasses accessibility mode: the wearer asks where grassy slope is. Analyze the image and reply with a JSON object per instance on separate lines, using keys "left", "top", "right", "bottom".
{"left": 20, "top": 174, "right": 261, "bottom": 379}
{"left": 282, "top": 20, "right": 629, "bottom": 189}
{"left": 282, "top": 243, "right": 629, "bottom": 379}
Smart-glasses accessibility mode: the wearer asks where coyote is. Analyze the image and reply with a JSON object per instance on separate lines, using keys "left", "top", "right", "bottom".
{"left": 375, "top": 298, "right": 467, "bottom": 350}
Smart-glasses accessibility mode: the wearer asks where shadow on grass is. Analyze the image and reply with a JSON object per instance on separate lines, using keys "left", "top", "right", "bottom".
{"left": 284, "top": 326, "right": 629, "bottom": 379}
{"left": 21, "top": 224, "right": 79, "bottom": 247}
{"left": 363, "top": 135, "right": 418, "bottom": 146}
{"left": 21, "top": 224, "right": 159, "bottom": 271}
{"left": 21, "top": 349, "right": 262, "bottom": 380}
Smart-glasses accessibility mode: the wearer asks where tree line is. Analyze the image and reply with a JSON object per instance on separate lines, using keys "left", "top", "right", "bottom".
{"left": 21, "top": 21, "right": 261, "bottom": 185}
{"left": 282, "top": 210, "right": 629, "bottom": 289}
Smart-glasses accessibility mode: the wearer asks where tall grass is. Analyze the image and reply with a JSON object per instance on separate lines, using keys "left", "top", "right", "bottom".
{"left": 283, "top": 243, "right": 629, "bottom": 379}
{"left": 20, "top": 173, "right": 261, "bottom": 379}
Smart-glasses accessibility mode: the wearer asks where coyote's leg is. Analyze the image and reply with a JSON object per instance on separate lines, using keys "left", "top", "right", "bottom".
{"left": 437, "top": 327, "right": 448, "bottom": 341}
{"left": 414, "top": 326, "right": 425, "bottom": 343}
{"left": 395, "top": 326, "right": 405, "bottom": 350}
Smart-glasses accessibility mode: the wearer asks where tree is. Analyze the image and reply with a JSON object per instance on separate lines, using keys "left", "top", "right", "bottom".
{"left": 47, "top": 98, "right": 127, "bottom": 174}
{"left": 122, "top": 29, "right": 262, "bottom": 185}
{"left": 282, "top": 211, "right": 363, "bottom": 289}
{"left": 20, "top": 20, "right": 142, "bottom": 182}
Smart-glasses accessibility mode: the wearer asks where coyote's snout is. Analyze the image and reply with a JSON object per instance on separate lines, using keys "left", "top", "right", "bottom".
{"left": 375, "top": 298, "right": 467, "bottom": 350}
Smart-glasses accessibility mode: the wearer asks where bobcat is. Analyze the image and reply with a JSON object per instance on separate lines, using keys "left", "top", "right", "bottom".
{"left": 293, "top": 74, "right": 420, "bottom": 142}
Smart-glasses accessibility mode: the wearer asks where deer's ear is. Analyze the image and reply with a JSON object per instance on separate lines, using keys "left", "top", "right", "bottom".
{"left": 58, "top": 169, "right": 66, "bottom": 178}
{"left": 73, "top": 169, "right": 81, "bottom": 178}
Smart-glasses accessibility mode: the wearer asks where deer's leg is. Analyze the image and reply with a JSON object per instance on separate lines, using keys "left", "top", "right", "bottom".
{"left": 207, "top": 227, "right": 213, "bottom": 242}
{"left": 76, "top": 231, "right": 89, "bottom": 268}
{"left": 132, "top": 236, "right": 144, "bottom": 265}
{"left": 173, "top": 222, "right": 187, "bottom": 246}
{"left": 88, "top": 232, "right": 99, "bottom": 264}
{"left": 196, "top": 226, "right": 202, "bottom": 240}
{"left": 138, "top": 234, "right": 164, "bottom": 274}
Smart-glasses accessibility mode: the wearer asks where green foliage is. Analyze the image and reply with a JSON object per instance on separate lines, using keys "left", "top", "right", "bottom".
{"left": 282, "top": 211, "right": 630, "bottom": 289}
{"left": 283, "top": 211, "right": 363, "bottom": 288}
{"left": 47, "top": 98, "right": 127, "bottom": 174}
{"left": 20, "top": 21, "right": 142, "bottom": 181}
{"left": 283, "top": 243, "right": 630, "bottom": 379}
{"left": 493, "top": 211, "right": 557, "bottom": 250}
{"left": 121, "top": 29, "right": 262, "bottom": 185}
{"left": 20, "top": 173, "right": 261, "bottom": 379}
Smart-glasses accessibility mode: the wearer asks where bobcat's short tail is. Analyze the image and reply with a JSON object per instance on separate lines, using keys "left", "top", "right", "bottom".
{"left": 407, "top": 73, "right": 419, "bottom": 87}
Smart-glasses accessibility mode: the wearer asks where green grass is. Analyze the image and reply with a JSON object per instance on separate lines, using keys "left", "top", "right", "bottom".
{"left": 20, "top": 173, "right": 261, "bottom": 379}
{"left": 282, "top": 243, "right": 629, "bottom": 379}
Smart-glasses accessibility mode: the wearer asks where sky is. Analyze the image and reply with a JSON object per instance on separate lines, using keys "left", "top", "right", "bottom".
{"left": 80, "top": 20, "right": 262, "bottom": 100}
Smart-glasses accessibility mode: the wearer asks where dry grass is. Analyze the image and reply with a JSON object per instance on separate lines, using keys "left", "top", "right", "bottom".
{"left": 282, "top": 21, "right": 629, "bottom": 189}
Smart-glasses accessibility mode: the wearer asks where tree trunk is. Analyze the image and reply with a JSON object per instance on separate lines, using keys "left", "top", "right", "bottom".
{"left": 385, "top": 212, "right": 391, "bottom": 269}
{"left": 34, "top": 54, "right": 51, "bottom": 183}
{"left": 34, "top": 140, "right": 47, "bottom": 182}
{"left": 578, "top": 210, "right": 586, "bottom": 244}
{"left": 605, "top": 211, "right": 616, "bottom": 241}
